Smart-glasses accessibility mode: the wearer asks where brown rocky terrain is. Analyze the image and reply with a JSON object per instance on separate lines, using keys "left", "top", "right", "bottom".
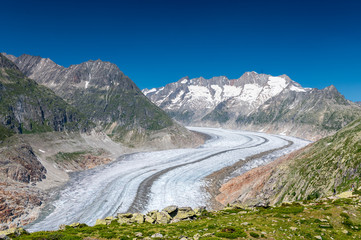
{"left": 0, "top": 181, "right": 46, "bottom": 231}
{"left": 0, "top": 133, "right": 119, "bottom": 230}
{"left": 0, "top": 143, "right": 46, "bottom": 183}
{"left": 0, "top": 139, "right": 48, "bottom": 230}
{"left": 216, "top": 147, "right": 306, "bottom": 207}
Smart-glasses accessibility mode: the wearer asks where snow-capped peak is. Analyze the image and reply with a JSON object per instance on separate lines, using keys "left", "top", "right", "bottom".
{"left": 142, "top": 72, "right": 307, "bottom": 122}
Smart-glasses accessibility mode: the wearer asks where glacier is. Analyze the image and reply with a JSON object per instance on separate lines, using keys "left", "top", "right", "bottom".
{"left": 27, "top": 127, "right": 310, "bottom": 232}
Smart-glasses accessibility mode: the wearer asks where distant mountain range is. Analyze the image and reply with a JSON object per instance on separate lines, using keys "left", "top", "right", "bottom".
{"left": 143, "top": 73, "right": 361, "bottom": 140}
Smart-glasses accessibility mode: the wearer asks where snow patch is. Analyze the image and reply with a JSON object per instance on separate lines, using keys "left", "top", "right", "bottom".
{"left": 240, "top": 84, "right": 263, "bottom": 102}
{"left": 188, "top": 86, "right": 212, "bottom": 101}
{"left": 143, "top": 88, "right": 157, "bottom": 95}
{"left": 85, "top": 81, "right": 89, "bottom": 89}
{"left": 171, "top": 90, "right": 184, "bottom": 104}
{"left": 290, "top": 85, "right": 306, "bottom": 92}
{"left": 223, "top": 85, "right": 242, "bottom": 98}
{"left": 39, "top": 149, "right": 45, "bottom": 153}
{"left": 267, "top": 76, "right": 287, "bottom": 95}
{"left": 180, "top": 79, "right": 188, "bottom": 84}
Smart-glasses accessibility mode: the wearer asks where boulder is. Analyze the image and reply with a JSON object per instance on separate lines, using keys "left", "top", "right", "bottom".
{"left": 95, "top": 219, "right": 107, "bottom": 225}
{"left": 105, "top": 216, "right": 117, "bottom": 224}
{"left": 69, "top": 222, "right": 81, "bottom": 228}
{"left": 145, "top": 210, "right": 158, "bottom": 224}
{"left": 117, "top": 213, "right": 133, "bottom": 224}
{"left": 162, "top": 205, "right": 178, "bottom": 217}
{"left": 145, "top": 215, "right": 156, "bottom": 224}
{"left": 194, "top": 206, "right": 206, "bottom": 216}
{"left": 117, "top": 213, "right": 133, "bottom": 218}
{"left": 170, "top": 218, "right": 181, "bottom": 223}
{"left": 151, "top": 233, "right": 163, "bottom": 238}
{"left": 118, "top": 218, "right": 132, "bottom": 225}
{"left": 173, "top": 207, "right": 196, "bottom": 220}
{"left": 135, "top": 232, "right": 143, "bottom": 237}
{"left": 59, "top": 224, "right": 66, "bottom": 230}
{"left": 193, "top": 233, "right": 201, "bottom": 240}
{"left": 131, "top": 213, "right": 145, "bottom": 224}
{"left": 156, "top": 211, "right": 172, "bottom": 224}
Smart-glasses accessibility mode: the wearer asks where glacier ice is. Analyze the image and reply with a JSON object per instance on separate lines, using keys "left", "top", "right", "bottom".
{"left": 27, "top": 127, "right": 309, "bottom": 232}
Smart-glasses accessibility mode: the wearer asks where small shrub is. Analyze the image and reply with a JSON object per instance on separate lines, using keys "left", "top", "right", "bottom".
{"left": 342, "top": 218, "right": 354, "bottom": 228}
{"left": 214, "top": 227, "right": 247, "bottom": 239}
{"left": 249, "top": 232, "right": 260, "bottom": 238}
{"left": 340, "top": 212, "right": 350, "bottom": 219}
{"left": 222, "top": 208, "right": 243, "bottom": 214}
{"left": 353, "top": 189, "right": 361, "bottom": 196}
{"left": 307, "top": 191, "right": 320, "bottom": 200}
{"left": 272, "top": 206, "right": 304, "bottom": 215}
{"left": 99, "top": 231, "right": 117, "bottom": 239}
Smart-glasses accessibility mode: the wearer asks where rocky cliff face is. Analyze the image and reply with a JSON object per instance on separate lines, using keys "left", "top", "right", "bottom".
{"left": 4, "top": 53, "right": 200, "bottom": 147}
{"left": 0, "top": 135, "right": 48, "bottom": 231}
{"left": 0, "top": 53, "right": 91, "bottom": 141}
{"left": 143, "top": 73, "right": 361, "bottom": 140}
{"left": 0, "top": 142, "right": 46, "bottom": 183}
{"left": 217, "top": 117, "right": 361, "bottom": 207}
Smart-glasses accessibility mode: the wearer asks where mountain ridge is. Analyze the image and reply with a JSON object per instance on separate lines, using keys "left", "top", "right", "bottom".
{"left": 143, "top": 73, "right": 361, "bottom": 140}
{"left": 3, "top": 53, "right": 202, "bottom": 148}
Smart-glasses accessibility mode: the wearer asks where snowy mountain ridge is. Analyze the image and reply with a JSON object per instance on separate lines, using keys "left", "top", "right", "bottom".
{"left": 143, "top": 72, "right": 309, "bottom": 122}
{"left": 143, "top": 72, "right": 361, "bottom": 140}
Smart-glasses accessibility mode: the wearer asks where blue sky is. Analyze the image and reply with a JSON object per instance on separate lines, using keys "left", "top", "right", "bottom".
{"left": 1, "top": 0, "right": 361, "bottom": 101}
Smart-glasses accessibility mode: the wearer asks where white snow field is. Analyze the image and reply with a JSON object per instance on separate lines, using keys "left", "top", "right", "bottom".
{"left": 28, "top": 127, "right": 310, "bottom": 232}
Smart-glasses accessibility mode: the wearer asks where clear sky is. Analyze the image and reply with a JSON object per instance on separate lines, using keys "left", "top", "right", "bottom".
{"left": 1, "top": 0, "right": 361, "bottom": 101}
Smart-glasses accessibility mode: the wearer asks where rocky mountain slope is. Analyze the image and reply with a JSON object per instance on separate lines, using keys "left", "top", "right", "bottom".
{"left": 0, "top": 137, "right": 48, "bottom": 230}
{"left": 0, "top": 53, "right": 94, "bottom": 230}
{"left": 0, "top": 53, "right": 90, "bottom": 141}
{"left": 217, "top": 116, "right": 361, "bottom": 207}
{"left": 3, "top": 53, "right": 201, "bottom": 148}
{"left": 143, "top": 73, "right": 361, "bottom": 140}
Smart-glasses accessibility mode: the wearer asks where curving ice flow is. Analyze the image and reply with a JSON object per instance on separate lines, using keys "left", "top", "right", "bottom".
{"left": 28, "top": 127, "right": 310, "bottom": 232}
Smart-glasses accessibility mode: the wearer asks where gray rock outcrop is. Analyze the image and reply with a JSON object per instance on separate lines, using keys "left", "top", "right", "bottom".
{"left": 95, "top": 205, "right": 201, "bottom": 227}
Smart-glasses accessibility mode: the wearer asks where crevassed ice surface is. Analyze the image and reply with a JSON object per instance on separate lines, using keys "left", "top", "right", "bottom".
{"left": 28, "top": 127, "right": 310, "bottom": 232}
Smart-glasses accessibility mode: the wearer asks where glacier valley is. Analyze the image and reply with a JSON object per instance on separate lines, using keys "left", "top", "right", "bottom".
{"left": 27, "top": 127, "right": 310, "bottom": 232}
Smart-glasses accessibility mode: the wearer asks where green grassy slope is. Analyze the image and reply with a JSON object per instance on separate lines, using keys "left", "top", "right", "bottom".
{"left": 9, "top": 196, "right": 361, "bottom": 240}
{"left": 261, "top": 117, "right": 361, "bottom": 204}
